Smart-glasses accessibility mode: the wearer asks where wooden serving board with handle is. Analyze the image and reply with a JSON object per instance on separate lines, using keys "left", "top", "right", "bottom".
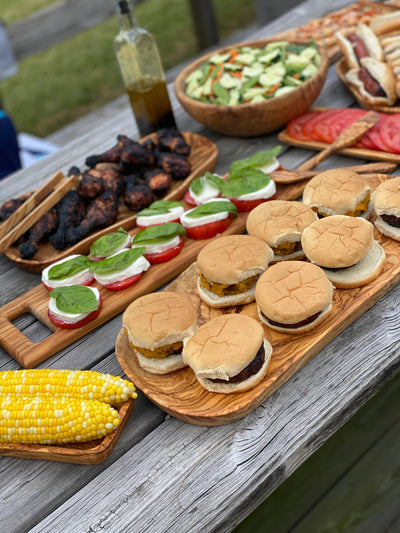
{"left": 117, "top": 174, "right": 400, "bottom": 426}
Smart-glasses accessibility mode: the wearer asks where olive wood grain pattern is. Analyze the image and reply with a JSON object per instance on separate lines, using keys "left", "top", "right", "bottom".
{"left": 174, "top": 39, "right": 328, "bottom": 137}
{"left": 0, "top": 397, "right": 134, "bottom": 464}
{"left": 116, "top": 174, "right": 400, "bottom": 426}
{"left": 336, "top": 57, "right": 400, "bottom": 113}
{"left": 3, "top": 132, "right": 218, "bottom": 274}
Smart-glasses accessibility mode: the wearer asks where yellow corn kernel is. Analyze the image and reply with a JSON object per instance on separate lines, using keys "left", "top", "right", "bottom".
{"left": 0, "top": 369, "right": 137, "bottom": 405}
{"left": 0, "top": 396, "right": 120, "bottom": 445}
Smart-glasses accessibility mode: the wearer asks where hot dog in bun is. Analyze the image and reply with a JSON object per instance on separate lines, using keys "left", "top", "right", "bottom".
{"left": 182, "top": 313, "right": 272, "bottom": 394}
{"left": 336, "top": 23, "right": 384, "bottom": 69}
{"left": 372, "top": 176, "right": 400, "bottom": 241}
{"left": 345, "top": 56, "right": 397, "bottom": 106}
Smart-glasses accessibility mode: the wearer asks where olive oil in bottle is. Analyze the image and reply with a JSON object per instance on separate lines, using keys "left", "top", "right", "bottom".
{"left": 114, "top": 0, "right": 176, "bottom": 136}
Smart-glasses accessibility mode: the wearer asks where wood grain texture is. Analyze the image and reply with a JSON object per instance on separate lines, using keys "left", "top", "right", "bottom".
{"left": 174, "top": 39, "right": 328, "bottom": 137}
{"left": 3, "top": 132, "right": 218, "bottom": 274}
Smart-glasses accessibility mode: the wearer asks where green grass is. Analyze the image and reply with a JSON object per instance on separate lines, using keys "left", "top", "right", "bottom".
{"left": 0, "top": 0, "right": 255, "bottom": 138}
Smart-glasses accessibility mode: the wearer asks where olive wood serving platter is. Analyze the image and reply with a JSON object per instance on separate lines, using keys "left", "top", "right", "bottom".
{"left": 3, "top": 132, "right": 218, "bottom": 274}
{"left": 116, "top": 174, "right": 400, "bottom": 426}
{"left": 336, "top": 57, "right": 400, "bottom": 114}
{"left": 0, "top": 397, "right": 134, "bottom": 464}
{"left": 278, "top": 107, "right": 400, "bottom": 164}
{"left": 0, "top": 176, "right": 313, "bottom": 369}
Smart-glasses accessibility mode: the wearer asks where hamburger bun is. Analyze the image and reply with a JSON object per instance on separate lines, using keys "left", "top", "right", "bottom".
{"left": 197, "top": 234, "right": 273, "bottom": 308}
{"left": 122, "top": 291, "right": 197, "bottom": 374}
{"left": 301, "top": 215, "right": 385, "bottom": 289}
{"left": 255, "top": 261, "right": 333, "bottom": 334}
{"left": 372, "top": 176, "right": 400, "bottom": 241}
{"left": 246, "top": 200, "right": 318, "bottom": 261}
{"left": 302, "top": 169, "right": 372, "bottom": 218}
{"left": 182, "top": 314, "right": 272, "bottom": 393}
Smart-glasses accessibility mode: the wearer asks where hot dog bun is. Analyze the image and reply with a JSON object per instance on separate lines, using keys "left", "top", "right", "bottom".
{"left": 370, "top": 11, "right": 400, "bottom": 36}
{"left": 336, "top": 23, "right": 383, "bottom": 69}
{"left": 345, "top": 56, "right": 397, "bottom": 106}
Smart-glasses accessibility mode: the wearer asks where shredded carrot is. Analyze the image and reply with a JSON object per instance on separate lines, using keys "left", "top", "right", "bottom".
{"left": 227, "top": 51, "right": 240, "bottom": 63}
{"left": 293, "top": 73, "right": 300, "bottom": 79}
{"left": 230, "top": 71, "right": 243, "bottom": 78}
{"left": 214, "top": 64, "right": 224, "bottom": 81}
{"left": 266, "top": 83, "right": 280, "bottom": 95}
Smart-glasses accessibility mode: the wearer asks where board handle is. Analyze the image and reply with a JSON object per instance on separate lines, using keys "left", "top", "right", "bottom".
{"left": 0, "top": 319, "right": 38, "bottom": 367}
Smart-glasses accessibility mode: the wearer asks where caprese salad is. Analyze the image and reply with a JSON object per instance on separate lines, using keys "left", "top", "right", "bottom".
{"left": 180, "top": 198, "right": 237, "bottom": 239}
{"left": 89, "top": 228, "right": 132, "bottom": 261}
{"left": 131, "top": 222, "right": 186, "bottom": 264}
{"left": 136, "top": 200, "right": 185, "bottom": 229}
{"left": 48, "top": 285, "right": 102, "bottom": 329}
{"left": 184, "top": 172, "right": 225, "bottom": 206}
{"left": 42, "top": 254, "right": 94, "bottom": 291}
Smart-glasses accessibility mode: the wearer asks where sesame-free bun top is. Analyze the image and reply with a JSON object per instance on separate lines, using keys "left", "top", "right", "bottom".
{"left": 122, "top": 291, "right": 197, "bottom": 349}
{"left": 372, "top": 176, "right": 400, "bottom": 216}
{"left": 182, "top": 314, "right": 265, "bottom": 380}
{"left": 302, "top": 169, "right": 371, "bottom": 216}
{"left": 255, "top": 261, "right": 333, "bottom": 324}
{"left": 197, "top": 234, "right": 273, "bottom": 284}
{"left": 246, "top": 200, "right": 318, "bottom": 246}
{"left": 301, "top": 215, "right": 374, "bottom": 268}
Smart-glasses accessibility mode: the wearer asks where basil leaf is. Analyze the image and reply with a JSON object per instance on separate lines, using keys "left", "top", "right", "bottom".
{"left": 132, "top": 222, "right": 186, "bottom": 245}
{"left": 222, "top": 170, "right": 270, "bottom": 197}
{"left": 89, "top": 247, "right": 145, "bottom": 275}
{"left": 90, "top": 228, "right": 130, "bottom": 258}
{"left": 148, "top": 200, "right": 184, "bottom": 210}
{"left": 138, "top": 200, "right": 184, "bottom": 217}
{"left": 50, "top": 285, "right": 98, "bottom": 314}
{"left": 48, "top": 255, "right": 93, "bottom": 281}
{"left": 229, "top": 147, "right": 281, "bottom": 177}
{"left": 190, "top": 173, "right": 224, "bottom": 196}
{"left": 185, "top": 200, "right": 237, "bottom": 219}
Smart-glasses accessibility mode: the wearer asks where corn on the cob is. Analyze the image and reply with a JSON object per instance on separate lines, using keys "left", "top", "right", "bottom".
{"left": 0, "top": 396, "right": 120, "bottom": 445}
{"left": 0, "top": 369, "right": 137, "bottom": 405}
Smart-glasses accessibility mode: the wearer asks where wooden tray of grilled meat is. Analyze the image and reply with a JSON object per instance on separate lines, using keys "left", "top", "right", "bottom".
{"left": 0, "top": 397, "right": 134, "bottom": 464}
{"left": 3, "top": 131, "right": 218, "bottom": 274}
{"left": 116, "top": 174, "right": 400, "bottom": 426}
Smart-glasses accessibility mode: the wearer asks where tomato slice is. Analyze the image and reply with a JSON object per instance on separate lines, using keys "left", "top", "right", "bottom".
{"left": 307, "top": 109, "right": 340, "bottom": 143}
{"left": 184, "top": 190, "right": 198, "bottom": 206}
{"left": 286, "top": 112, "right": 315, "bottom": 140}
{"left": 144, "top": 236, "right": 185, "bottom": 264}
{"left": 48, "top": 298, "right": 102, "bottom": 329}
{"left": 100, "top": 272, "right": 143, "bottom": 290}
{"left": 184, "top": 216, "right": 233, "bottom": 240}
{"left": 328, "top": 108, "right": 366, "bottom": 141}
{"left": 229, "top": 193, "right": 276, "bottom": 213}
{"left": 42, "top": 274, "right": 95, "bottom": 292}
{"left": 367, "top": 121, "right": 394, "bottom": 153}
{"left": 376, "top": 115, "right": 400, "bottom": 154}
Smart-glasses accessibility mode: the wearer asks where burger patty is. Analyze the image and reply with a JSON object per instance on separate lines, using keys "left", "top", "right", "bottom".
{"left": 132, "top": 340, "right": 183, "bottom": 359}
{"left": 313, "top": 193, "right": 370, "bottom": 218}
{"left": 208, "top": 344, "right": 265, "bottom": 384}
{"left": 198, "top": 272, "right": 259, "bottom": 297}
{"left": 261, "top": 309, "right": 321, "bottom": 329}
{"left": 272, "top": 241, "right": 302, "bottom": 257}
{"left": 381, "top": 213, "right": 400, "bottom": 228}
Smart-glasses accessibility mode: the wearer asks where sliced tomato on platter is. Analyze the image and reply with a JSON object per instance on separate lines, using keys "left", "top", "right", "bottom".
{"left": 229, "top": 194, "right": 276, "bottom": 213}
{"left": 286, "top": 112, "right": 315, "bottom": 140}
{"left": 377, "top": 115, "right": 400, "bottom": 154}
{"left": 184, "top": 216, "right": 233, "bottom": 240}
{"left": 328, "top": 108, "right": 366, "bottom": 141}
{"left": 48, "top": 299, "right": 102, "bottom": 329}
{"left": 99, "top": 272, "right": 144, "bottom": 290}
{"left": 309, "top": 109, "right": 342, "bottom": 143}
{"left": 143, "top": 236, "right": 185, "bottom": 264}
{"left": 367, "top": 121, "right": 394, "bottom": 153}
{"left": 184, "top": 190, "right": 198, "bottom": 206}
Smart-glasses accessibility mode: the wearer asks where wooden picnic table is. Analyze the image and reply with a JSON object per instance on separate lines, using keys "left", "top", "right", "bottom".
{"left": 0, "top": 0, "right": 399, "bottom": 531}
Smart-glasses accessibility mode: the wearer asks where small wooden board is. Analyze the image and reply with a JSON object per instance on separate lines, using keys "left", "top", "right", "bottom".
{"left": 116, "top": 175, "right": 400, "bottom": 426}
{"left": 336, "top": 57, "right": 400, "bottom": 114}
{"left": 0, "top": 397, "right": 134, "bottom": 464}
{"left": 3, "top": 132, "right": 218, "bottom": 274}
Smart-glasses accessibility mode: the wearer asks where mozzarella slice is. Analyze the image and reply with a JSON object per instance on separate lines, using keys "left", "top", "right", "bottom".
{"left": 42, "top": 254, "right": 93, "bottom": 289}
{"left": 181, "top": 199, "right": 231, "bottom": 228}
{"left": 136, "top": 206, "right": 184, "bottom": 227}
{"left": 234, "top": 179, "right": 276, "bottom": 201}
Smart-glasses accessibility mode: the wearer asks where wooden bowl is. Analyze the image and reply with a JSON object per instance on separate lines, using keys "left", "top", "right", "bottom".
{"left": 174, "top": 39, "right": 329, "bottom": 137}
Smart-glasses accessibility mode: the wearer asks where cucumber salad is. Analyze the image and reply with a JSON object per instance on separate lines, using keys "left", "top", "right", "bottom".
{"left": 184, "top": 41, "right": 321, "bottom": 105}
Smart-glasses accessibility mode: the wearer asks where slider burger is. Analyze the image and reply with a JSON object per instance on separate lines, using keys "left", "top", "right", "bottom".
{"left": 301, "top": 215, "right": 385, "bottom": 289}
{"left": 89, "top": 228, "right": 131, "bottom": 261}
{"left": 136, "top": 200, "right": 185, "bottom": 229}
{"left": 184, "top": 172, "right": 224, "bottom": 206}
{"left": 131, "top": 222, "right": 186, "bottom": 264}
{"left": 42, "top": 254, "right": 94, "bottom": 291}
{"left": 255, "top": 261, "right": 333, "bottom": 334}
{"left": 89, "top": 247, "right": 150, "bottom": 290}
{"left": 345, "top": 56, "right": 397, "bottom": 106}
{"left": 336, "top": 23, "right": 384, "bottom": 70}
{"left": 48, "top": 285, "right": 102, "bottom": 329}
{"left": 182, "top": 314, "right": 272, "bottom": 393}
{"left": 246, "top": 200, "right": 318, "bottom": 261}
{"left": 302, "top": 169, "right": 372, "bottom": 219}
{"left": 197, "top": 234, "right": 273, "bottom": 308}
{"left": 122, "top": 291, "right": 197, "bottom": 374}
{"left": 372, "top": 176, "right": 400, "bottom": 241}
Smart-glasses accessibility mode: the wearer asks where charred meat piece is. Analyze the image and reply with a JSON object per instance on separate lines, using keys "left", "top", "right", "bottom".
{"left": 155, "top": 152, "right": 191, "bottom": 180}
{"left": 124, "top": 176, "right": 154, "bottom": 211}
{"left": 78, "top": 168, "right": 124, "bottom": 199}
{"left": 19, "top": 207, "right": 59, "bottom": 259}
{"left": 68, "top": 166, "right": 81, "bottom": 177}
{"left": 140, "top": 138, "right": 157, "bottom": 152}
{"left": 49, "top": 190, "right": 86, "bottom": 250}
{"left": 85, "top": 135, "right": 132, "bottom": 168}
{"left": 0, "top": 193, "right": 32, "bottom": 222}
{"left": 144, "top": 169, "right": 172, "bottom": 196}
{"left": 119, "top": 141, "right": 155, "bottom": 173}
{"left": 100, "top": 167, "right": 125, "bottom": 196}
{"left": 155, "top": 128, "right": 191, "bottom": 156}
{"left": 66, "top": 190, "right": 120, "bottom": 245}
